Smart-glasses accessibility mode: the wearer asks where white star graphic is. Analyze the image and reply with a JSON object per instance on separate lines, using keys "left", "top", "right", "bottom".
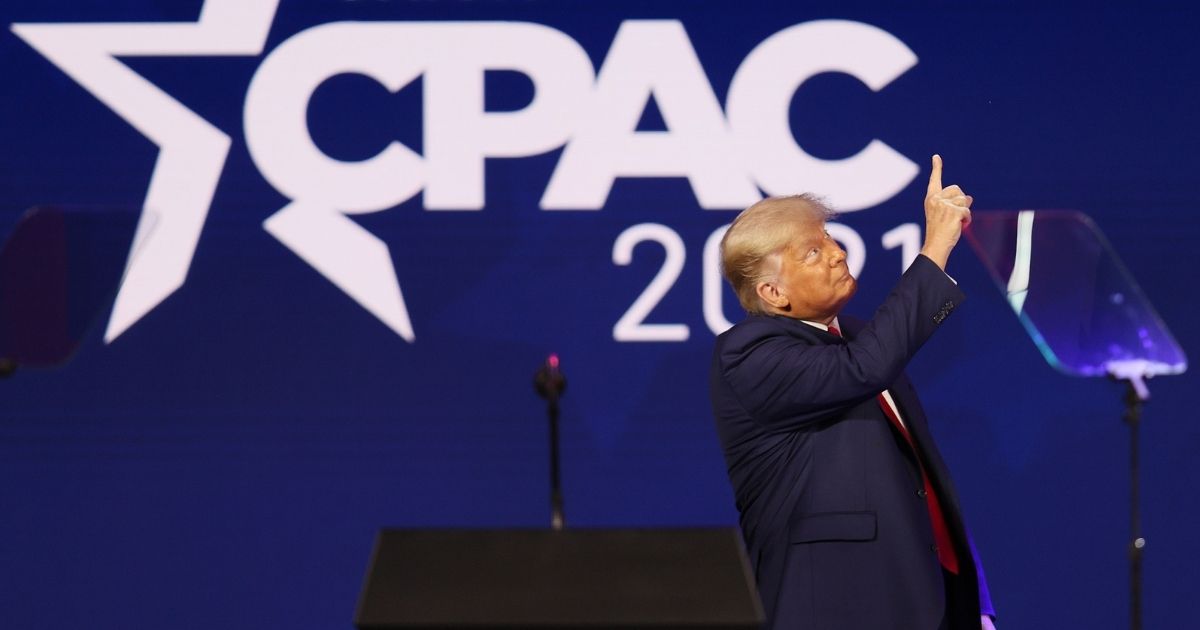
{"left": 11, "top": 1, "right": 290, "bottom": 342}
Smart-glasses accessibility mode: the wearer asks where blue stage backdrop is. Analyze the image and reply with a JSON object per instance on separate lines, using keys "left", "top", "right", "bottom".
{"left": 1, "top": 1, "right": 1197, "bottom": 628}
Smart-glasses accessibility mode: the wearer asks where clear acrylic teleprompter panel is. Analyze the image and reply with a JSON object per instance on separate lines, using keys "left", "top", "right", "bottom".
{"left": 964, "top": 210, "right": 1186, "bottom": 379}
{"left": 0, "top": 206, "right": 149, "bottom": 368}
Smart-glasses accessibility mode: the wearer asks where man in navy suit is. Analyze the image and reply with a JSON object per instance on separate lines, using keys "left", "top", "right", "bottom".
{"left": 710, "top": 156, "right": 995, "bottom": 629}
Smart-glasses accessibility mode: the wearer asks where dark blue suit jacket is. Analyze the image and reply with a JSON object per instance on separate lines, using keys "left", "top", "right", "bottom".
{"left": 710, "top": 255, "right": 991, "bottom": 630}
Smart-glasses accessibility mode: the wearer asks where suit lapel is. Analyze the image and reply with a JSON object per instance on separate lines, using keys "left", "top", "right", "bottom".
{"left": 839, "top": 317, "right": 931, "bottom": 467}
{"left": 776, "top": 314, "right": 936, "bottom": 461}
{"left": 886, "top": 375, "right": 948, "bottom": 474}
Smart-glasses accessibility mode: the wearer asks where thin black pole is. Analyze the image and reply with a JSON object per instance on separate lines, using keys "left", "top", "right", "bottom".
{"left": 548, "top": 399, "right": 564, "bottom": 530}
{"left": 534, "top": 354, "right": 567, "bottom": 531}
{"left": 1123, "top": 380, "right": 1144, "bottom": 630}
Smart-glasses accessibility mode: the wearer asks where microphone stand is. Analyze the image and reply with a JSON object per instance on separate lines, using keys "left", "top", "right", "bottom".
{"left": 1118, "top": 373, "right": 1148, "bottom": 630}
{"left": 534, "top": 354, "right": 567, "bottom": 530}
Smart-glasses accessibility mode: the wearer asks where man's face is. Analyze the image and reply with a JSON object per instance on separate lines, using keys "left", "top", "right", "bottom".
{"left": 773, "top": 220, "right": 857, "bottom": 322}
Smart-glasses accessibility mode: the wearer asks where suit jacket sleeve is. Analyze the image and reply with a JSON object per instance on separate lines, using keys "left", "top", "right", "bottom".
{"left": 718, "top": 254, "right": 965, "bottom": 433}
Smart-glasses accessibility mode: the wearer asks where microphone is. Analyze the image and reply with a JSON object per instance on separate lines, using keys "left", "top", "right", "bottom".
{"left": 534, "top": 353, "right": 567, "bottom": 401}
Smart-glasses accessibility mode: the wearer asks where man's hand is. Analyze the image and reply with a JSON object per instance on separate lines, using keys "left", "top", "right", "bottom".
{"left": 981, "top": 614, "right": 997, "bottom": 630}
{"left": 919, "top": 154, "right": 973, "bottom": 271}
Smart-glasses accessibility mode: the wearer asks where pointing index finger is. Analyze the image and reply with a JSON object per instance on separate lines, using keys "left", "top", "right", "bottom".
{"left": 927, "top": 154, "right": 943, "bottom": 196}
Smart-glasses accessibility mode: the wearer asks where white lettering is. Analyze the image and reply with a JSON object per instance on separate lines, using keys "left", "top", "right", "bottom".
{"left": 543, "top": 21, "right": 758, "bottom": 210}
{"left": 882, "top": 222, "right": 922, "bottom": 273}
{"left": 17, "top": 2, "right": 924, "bottom": 342}
{"left": 425, "top": 23, "right": 593, "bottom": 209}
{"left": 612, "top": 223, "right": 690, "bottom": 342}
{"left": 726, "top": 20, "right": 919, "bottom": 211}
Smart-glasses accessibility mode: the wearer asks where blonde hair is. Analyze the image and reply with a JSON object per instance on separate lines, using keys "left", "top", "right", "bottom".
{"left": 720, "top": 194, "right": 834, "bottom": 314}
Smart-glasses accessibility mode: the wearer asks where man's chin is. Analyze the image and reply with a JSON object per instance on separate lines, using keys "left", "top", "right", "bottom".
{"left": 837, "top": 278, "right": 858, "bottom": 308}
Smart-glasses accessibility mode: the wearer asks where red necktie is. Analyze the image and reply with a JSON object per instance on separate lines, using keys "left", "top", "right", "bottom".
{"left": 828, "top": 325, "right": 959, "bottom": 574}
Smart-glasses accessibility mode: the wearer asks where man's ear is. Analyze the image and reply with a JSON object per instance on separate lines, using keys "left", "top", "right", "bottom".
{"left": 756, "top": 281, "right": 789, "bottom": 311}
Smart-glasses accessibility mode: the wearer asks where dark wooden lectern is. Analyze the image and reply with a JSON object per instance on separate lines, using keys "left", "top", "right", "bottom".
{"left": 355, "top": 528, "right": 763, "bottom": 629}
